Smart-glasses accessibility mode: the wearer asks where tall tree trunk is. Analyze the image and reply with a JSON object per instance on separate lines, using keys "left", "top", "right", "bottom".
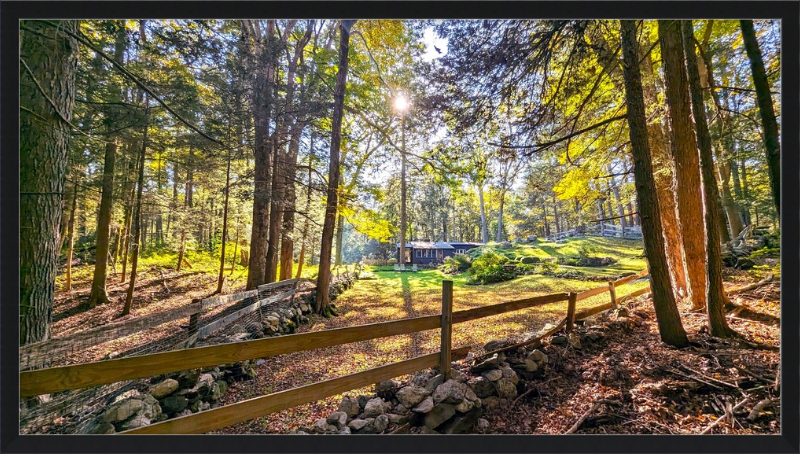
{"left": 88, "top": 21, "right": 125, "bottom": 305}
{"left": 87, "top": 137, "right": 116, "bottom": 306}
{"left": 730, "top": 156, "right": 751, "bottom": 225}
{"left": 641, "top": 41, "right": 688, "bottom": 296}
{"left": 65, "top": 180, "right": 79, "bottom": 291}
{"left": 264, "top": 135, "right": 282, "bottom": 283}
{"left": 608, "top": 168, "right": 628, "bottom": 229}
{"left": 296, "top": 137, "right": 314, "bottom": 280}
{"left": 399, "top": 115, "right": 408, "bottom": 266}
{"left": 620, "top": 19, "right": 689, "bottom": 347}
{"left": 122, "top": 98, "right": 149, "bottom": 317}
{"left": 543, "top": 195, "right": 551, "bottom": 237}
{"left": 552, "top": 192, "right": 561, "bottom": 233}
{"left": 478, "top": 185, "right": 488, "bottom": 243}
{"left": 216, "top": 150, "right": 232, "bottom": 294}
{"left": 740, "top": 20, "right": 780, "bottom": 216}
{"left": 697, "top": 22, "right": 745, "bottom": 238}
{"left": 335, "top": 214, "right": 345, "bottom": 266}
{"left": 495, "top": 193, "right": 505, "bottom": 242}
{"left": 659, "top": 19, "right": 707, "bottom": 311}
{"left": 682, "top": 21, "right": 735, "bottom": 337}
{"left": 316, "top": 20, "right": 354, "bottom": 315}
{"left": 119, "top": 141, "right": 137, "bottom": 282}
{"left": 19, "top": 20, "right": 78, "bottom": 345}
{"left": 245, "top": 19, "right": 277, "bottom": 289}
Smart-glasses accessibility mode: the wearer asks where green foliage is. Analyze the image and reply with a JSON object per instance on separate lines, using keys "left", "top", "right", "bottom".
{"left": 520, "top": 256, "right": 539, "bottom": 264}
{"left": 440, "top": 253, "right": 472, "bottom": 274}
{"left": 538, "top": 260, "right": 559, "bottom": 274}
{"left": 577, "top": 244, "right": 598, "bottom": 259}
{"left": 749, "top": 247, "right": 779, "bottom": 260}
{"left": 467, "top": 252, "right": 516, "bottom": 285}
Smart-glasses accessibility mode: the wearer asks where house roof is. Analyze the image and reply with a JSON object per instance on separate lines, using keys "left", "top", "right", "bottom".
{"left": 448, "top": 242, "right": 485, "bottom": 247}
{"left": 395, "top": 241, "right": 483, "bottom": 249}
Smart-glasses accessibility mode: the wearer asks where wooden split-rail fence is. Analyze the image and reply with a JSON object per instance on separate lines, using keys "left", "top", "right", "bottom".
{"left": 19, "top": 269, "right": 650, "bottom": 435}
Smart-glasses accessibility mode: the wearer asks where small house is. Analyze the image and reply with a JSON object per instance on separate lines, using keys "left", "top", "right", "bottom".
{"left": 395, "top": 241, "right": 483, "bottom": 266}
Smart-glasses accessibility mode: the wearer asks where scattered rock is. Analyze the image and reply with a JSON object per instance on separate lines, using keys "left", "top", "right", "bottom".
{"left": 327, "top": 411, "right": 348, "bottom": 428}
{"left": 454, "top": 399, "right": 474, "bottom": 413}
{"left": 495, "top": 378, "right": 518, "bottom": 399}
{"left": 467, "top": 377, "right": 496, "bottom": 398}
{"left": 424, "top": 403, "right": 456, "bottom": 429}
{"left": 482, "top": 369, "right": 503, "bottom": 382}
{"left": 396, "top": 386, "right": 430, "bottom": 408}
{"left": 525, "top": 359, "right": 539, "bottom": 372}
{"left": 376, "top": 379, "right": 400, "bottom": 399}
{"left": 440, "top": 407, "right": 482, "bottom": 434}
{"left": 149, "top": 379, "right": 179, "bottom": 400}
{"left": 412, "top": 396, "right": 435, "bottom": 414}
{"left": 338, "top": 397, "right": 361, "bottom": 418}
{"left": 373, "top": 414, "right": 389, "bottom": 433}
{"left": 363, "top": 397, "right": 385, "bottom": 417}
{"left": 348, "top": 419, "right": 369, "bottom": 431}
{"left": 551, "top": 336, "right": 568, "bottom": 346}
{"left": 159, "top": 395, "right": 188, "bottom": 414}
{"left": 471, "top": 354, "right": 502, "bottom": 373}
{"left": 387, "top": 413, "right": 410, "bottom": 425}
{"left": 476, "top": 418, "right": 490, "bottom": 432}
{"left": 424, "top": 374, "right": 445, "bottom": 393}
{"left": 500, "top": 366, "right": 519, "bottom": 385}
{"left": 432, "top": 379, "right": 466, "bottom": 405}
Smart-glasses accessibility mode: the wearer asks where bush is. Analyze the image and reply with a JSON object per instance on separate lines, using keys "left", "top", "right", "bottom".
{"left": 362, "top": 258, "right": 395, "bottom": 267}
{"left": 467, "top": 252, "right": 516, "bottom": 285}
{"left": 520, "top": 256, "right": 539, "bottom": 264}
{"left": 516, "top": 263, "right": 536, "bottom": 275}
{"left": 538, "top": 260, "right": 559, "bottom": 274}
{"left": 440, "top": 253, "right": 472, "bottom": 274}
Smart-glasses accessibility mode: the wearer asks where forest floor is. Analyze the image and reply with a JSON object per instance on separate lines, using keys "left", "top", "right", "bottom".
{"left": 41, "top": 239, "right": 780, "bottom": 434}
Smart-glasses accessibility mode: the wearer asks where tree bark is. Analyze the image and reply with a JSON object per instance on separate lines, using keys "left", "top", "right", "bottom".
{"left": 88, "top": 22, "right": 125, "bottom": 305}
{"left": 335, "top": 213, "right": 345, "bottom": 266}
{"left": 495, "top": 193, "right": 505, "bottom": 242}
{"left": 478, "top": 185, "right": 488, "bottom": 243}
{"left": 216, "top": 149, "right": 232, "bottom": 294}
{"left": 659, "top": 20, "right": 707, "bottom": 311}
{"left": 316, "top": 20, "right": 355, "bottom": 315}
{"left": 122, "top": 98, "right": 149, "bottom": 317}
{"left": 65, "top": 180, "right": 79, "bottom": 291}
{"left": 245, "top": 20, "right": 277, "bottom": 289}
{"left": 296, "top": 137, "right": 314, "bottom": 279}
{"left": 682, "top": 21, "right": 735, "bottom": 337}
{"left": 620, "top": 19, "right": 689, "bottom": 347}
{"left": 87, "top": 137, "right": 116, "bottom": 306}
{"left": 640, "top": 46, "right": 688, "bottom": 296}
{"left": 19, "top": 20, "right": 78, "bottom": 345}
{"left": 740, "top": 20, "right": 780, "bottom": 216}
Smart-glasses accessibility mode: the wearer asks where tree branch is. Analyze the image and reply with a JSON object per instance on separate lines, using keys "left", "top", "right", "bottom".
{"left": 489, "top": 113, "right": 628, "bottom": 152}
{"left": 38, "top": 20, "right": 225, "bottom": 147}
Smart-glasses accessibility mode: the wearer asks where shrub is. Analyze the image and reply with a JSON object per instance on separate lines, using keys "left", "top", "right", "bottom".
{"left": 520, "top": 256, "right": 539, "bottom": 264}
{"left": 467, "top": 252, "right": 516, "bottom": 285}
{"left": 516, "top": 263, "right": 536, "bottom": 275}
{"left": 538, "top": 260, "right": 559, "bottom": 274}
{"left": 440, "top": 253, "right": 472, "bottom": 274}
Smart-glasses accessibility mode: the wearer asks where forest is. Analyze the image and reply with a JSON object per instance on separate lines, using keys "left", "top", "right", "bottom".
{"left": 18, "top": 19, "right": 782, "bottom": 436}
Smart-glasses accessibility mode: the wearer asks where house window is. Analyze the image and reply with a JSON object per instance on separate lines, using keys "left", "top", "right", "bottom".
{"left": 415, "top": 250, "right": 421, "bottom": 258}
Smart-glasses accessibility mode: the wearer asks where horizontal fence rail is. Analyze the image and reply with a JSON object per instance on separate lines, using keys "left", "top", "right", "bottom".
{"left": 20, "top": 271, "right": 650, "bottom": 397}
{"left": 21, "top": 269, "right": 652, "bottom": 435}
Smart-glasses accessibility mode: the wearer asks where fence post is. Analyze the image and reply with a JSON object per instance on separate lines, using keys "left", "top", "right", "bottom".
{"left": 186, "top": 310, "right": 200, "bottom": 348}
{"left": 608, "top": 280, "right": 618, "bottom": 309}
{"left": 440, "top": 280, "right": 454, "bottom": 380}
{"left": 566, "top": 292, "right": 577, "bottom": 333}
